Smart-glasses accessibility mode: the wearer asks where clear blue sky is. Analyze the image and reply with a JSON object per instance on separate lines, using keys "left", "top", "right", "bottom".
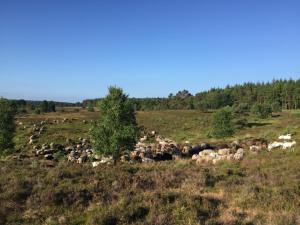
{"left": 0, "top": 0, "right": 299, "bottom": 102}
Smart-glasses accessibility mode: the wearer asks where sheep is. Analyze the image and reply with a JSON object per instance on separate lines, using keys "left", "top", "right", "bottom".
{"left": 278, "top": 134, "right": 292, "bottom": 140}
{"left": 282, "top": 141, "right": 296, "bottom": 149}
{"left": 268, "top": 141, "right": 284, "bottom": 151}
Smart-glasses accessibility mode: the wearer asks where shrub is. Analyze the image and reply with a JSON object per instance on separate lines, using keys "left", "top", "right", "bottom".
{"left": 39, "top": 100, "right": 56, "bottom": 113}
{"left": 272, "top": 102, "right": 282, "bottom": 112}
{"left": 0, "top": 98, "right": 15, "bottom": 152}
{"left": 251, "top": 103, "right": 272, "bottom": 119}
{"left": 90, "top": 87, "right": 140, "bottom": 160}
{"left": 210, "top": 106, "right": 234, "bottom": 138}
{"left": 233, "top": 103, "right": 250, "bottom": 115}
{"left": 87, "top": 103, "right": 95, "bottom": 112}
{"left": 34, "top": 108, "right": 41, "bottom": 114}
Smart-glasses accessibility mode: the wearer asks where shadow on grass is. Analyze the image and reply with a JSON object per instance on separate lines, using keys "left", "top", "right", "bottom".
{"left": 272, "top": 114, "right": 281, "bottom": 118}
{"left": 248, "top": 122, "right": 271, "bottom": 128}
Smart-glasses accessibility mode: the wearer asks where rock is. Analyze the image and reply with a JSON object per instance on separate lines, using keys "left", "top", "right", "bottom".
{"left": 153, "top": 152, "right": 173, "bottom": 161}
{"left": 236, "top": 148, "right": 244, "bottom": 154}
{"left": 58, "top": 216, "right": 67, "bottom": 224}
{"left": 65, "top": 146, "right": 73, "bottom": 153}
{"left": 191, "top": 154, "right": 199, "bottom": 160}
{"left": 226, "top": 154, "right": 235, "bottom": 160}
{"left": 151, "top": 131, "right": 156, "bottom": 136}
{"left": 233, "top": 153, "right": 244, "bottom": 160}
{"left": 44, "top": 154, "right": 53, "bottom": 160}
{"left": 42, "top": 144, "right": 50, "bottom": 150}
{"left": 44, "top": 149, "right": 54, "bottom": 154}
{"left": 218, "top": 148, "right": 231, "bottom": 156}
{"left": 189, "top": 144, "right": 202, "bottom": 156}
{"left": 199, "top": 149, "right": 214, "bottom": 157}
{"left": 249, "top": 145, "right": 261, "bottom": 152}
{"left": 212, "top": 158, "right": 221, "bottom": 165}
{"left": 94, "top": 154, "right": 101, "bottom": 160}
{"left": 68, "top": 155, "right": 76, "bottom": 162}
{"left": 182, "top": 145, "right": 192, "bottom": 155}
{"left": 142, "top": 157, "right": 154, "bottom": 163}
{"left": 120, "top": 155, "right": 130, "bottom": 162}
{"left": 92, "top": 161, "right": 101, "bottom": 168}
{"left": 77, "top": 157, "right": 83, "bottom": 164}
{"left": 29, "top": 139, "right": 35, "bottom": 145}
{"left": 140, "top": 135, "right": 148, "bottom": 142}
{"left": 230, "top": 140, "right": 240, "bottom": 150}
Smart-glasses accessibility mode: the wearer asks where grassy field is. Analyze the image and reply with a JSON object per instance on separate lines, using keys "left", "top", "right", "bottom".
{"left": 13, "top": 109, "right": 300, "bottom": 152}
{"left": 1, "top": 109, "right": 300, "bottom": 225}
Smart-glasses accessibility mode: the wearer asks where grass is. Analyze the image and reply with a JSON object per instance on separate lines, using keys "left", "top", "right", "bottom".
{"left": 13, "top": 109, "right": 300, "bottom": 153}
{"left": 1, "top": 109, "right": 300, "bottom": 224}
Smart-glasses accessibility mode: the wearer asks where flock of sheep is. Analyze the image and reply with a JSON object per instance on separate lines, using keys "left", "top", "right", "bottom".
{"left": 268, "top": 134, "right": 296, "bottom": 150}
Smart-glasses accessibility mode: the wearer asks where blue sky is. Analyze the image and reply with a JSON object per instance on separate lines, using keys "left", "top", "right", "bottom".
{"left": 0, "top": 0, "right": 299, "bottom": 102}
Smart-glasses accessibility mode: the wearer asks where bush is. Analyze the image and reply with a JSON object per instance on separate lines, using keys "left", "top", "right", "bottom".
{"left": 39, "top": 100, "right": 56, "bottom": 113}
{"left": 90, "top": 87, "right": 140, "bottom": 160}
{"left": 272, "top": 102, "right": 282, "bottom": 112}
{"left": 87, "top": 103, "right": 95, "bottom": 112}
{"left": 210, "top": 106, "right": 234, "bottom": 138}
{"left": 34, "top": 108, "right": 41, "bottom": 114}
{"left": 233, "top": 103, "right": 250, "bottom": 115}
{"left": 251, "top": 103, "right": 272, "bottom": 119}
{"left": 0, "top": 98, "right": 15, "bottom": 152}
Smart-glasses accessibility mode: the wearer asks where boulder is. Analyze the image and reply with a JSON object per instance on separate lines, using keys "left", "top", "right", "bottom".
{"left": 44, "top": 154, "right": 53, "bottom": 160}
{"left": 92, "top": 161, "right": 101, "bottom": 168}
{"left": 218, "top": 148, "right": 231, "bottom": 156}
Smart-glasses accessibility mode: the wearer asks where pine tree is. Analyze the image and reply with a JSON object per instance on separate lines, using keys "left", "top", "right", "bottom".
{"left": 0, "top": 98, "right": 15, "bottom": 152}
{"left": 210, "top": 106, "right": 234, "bottom": 138}
{"left": 90, "top": 87, "right": 140, "bottom": 160}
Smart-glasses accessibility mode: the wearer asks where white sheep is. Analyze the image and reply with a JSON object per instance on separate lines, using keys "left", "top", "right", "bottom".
{"left": 268, "top": 141, "right": 284, "bottom": 151}
{"left": 278, "top": 134, "right": 292, "bottom": 140}
{"left": 282, "top": 141, "right": 296, "bottom": 149}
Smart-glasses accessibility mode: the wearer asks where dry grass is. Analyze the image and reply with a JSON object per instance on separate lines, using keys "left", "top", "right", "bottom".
{"left": 0, "top": 109, "right": 299, "bottom": 224}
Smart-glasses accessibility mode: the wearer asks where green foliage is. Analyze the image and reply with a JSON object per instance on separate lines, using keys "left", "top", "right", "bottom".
{"left": 272, "top": 102, "right": 282, "bottom": 112}
{"left": 251, "top": 103, "right": 272, "bottom": 119}
{"left": 87, "top": 103, "right": 95, "bottom": 112}
{"left": 39, "top": 100, "right": 56, "bottom": 113}
{"left": 233, "top": 103, "right": 250, "bottom": 115}
{"left": 48, "top": 101, "right": 56, "bottom": 112}
{"left": 0, "top": 98, "right": 15, "bottom": 152}
{"left": 83, "top": 79, "right": 300, "bottom": 111}
{"left": 34, "top": 108, "right": 41, "bottom": 114}
{"left": 210, "top": 106, "right": 235, "bottom": 138}
{"left": 90, "top": 87, "right": 140, "bottom": 159}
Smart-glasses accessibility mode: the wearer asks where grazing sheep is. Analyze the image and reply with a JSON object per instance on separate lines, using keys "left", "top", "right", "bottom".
{"left": 278, "top": 134, "right": 292, "bottom": 140}
{"left": 282, "top": 141, "right": 296, "bottom": 149}
{"left": 268, "top": 141, "right": 284, "bottom": 151}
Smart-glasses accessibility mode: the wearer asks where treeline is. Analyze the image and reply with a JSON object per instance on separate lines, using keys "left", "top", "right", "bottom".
{"left": 8, "top": 99, "right": 81, "bottom": 114}
{"left": 83, "top": 79, "right": 300, "bottom": 111}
